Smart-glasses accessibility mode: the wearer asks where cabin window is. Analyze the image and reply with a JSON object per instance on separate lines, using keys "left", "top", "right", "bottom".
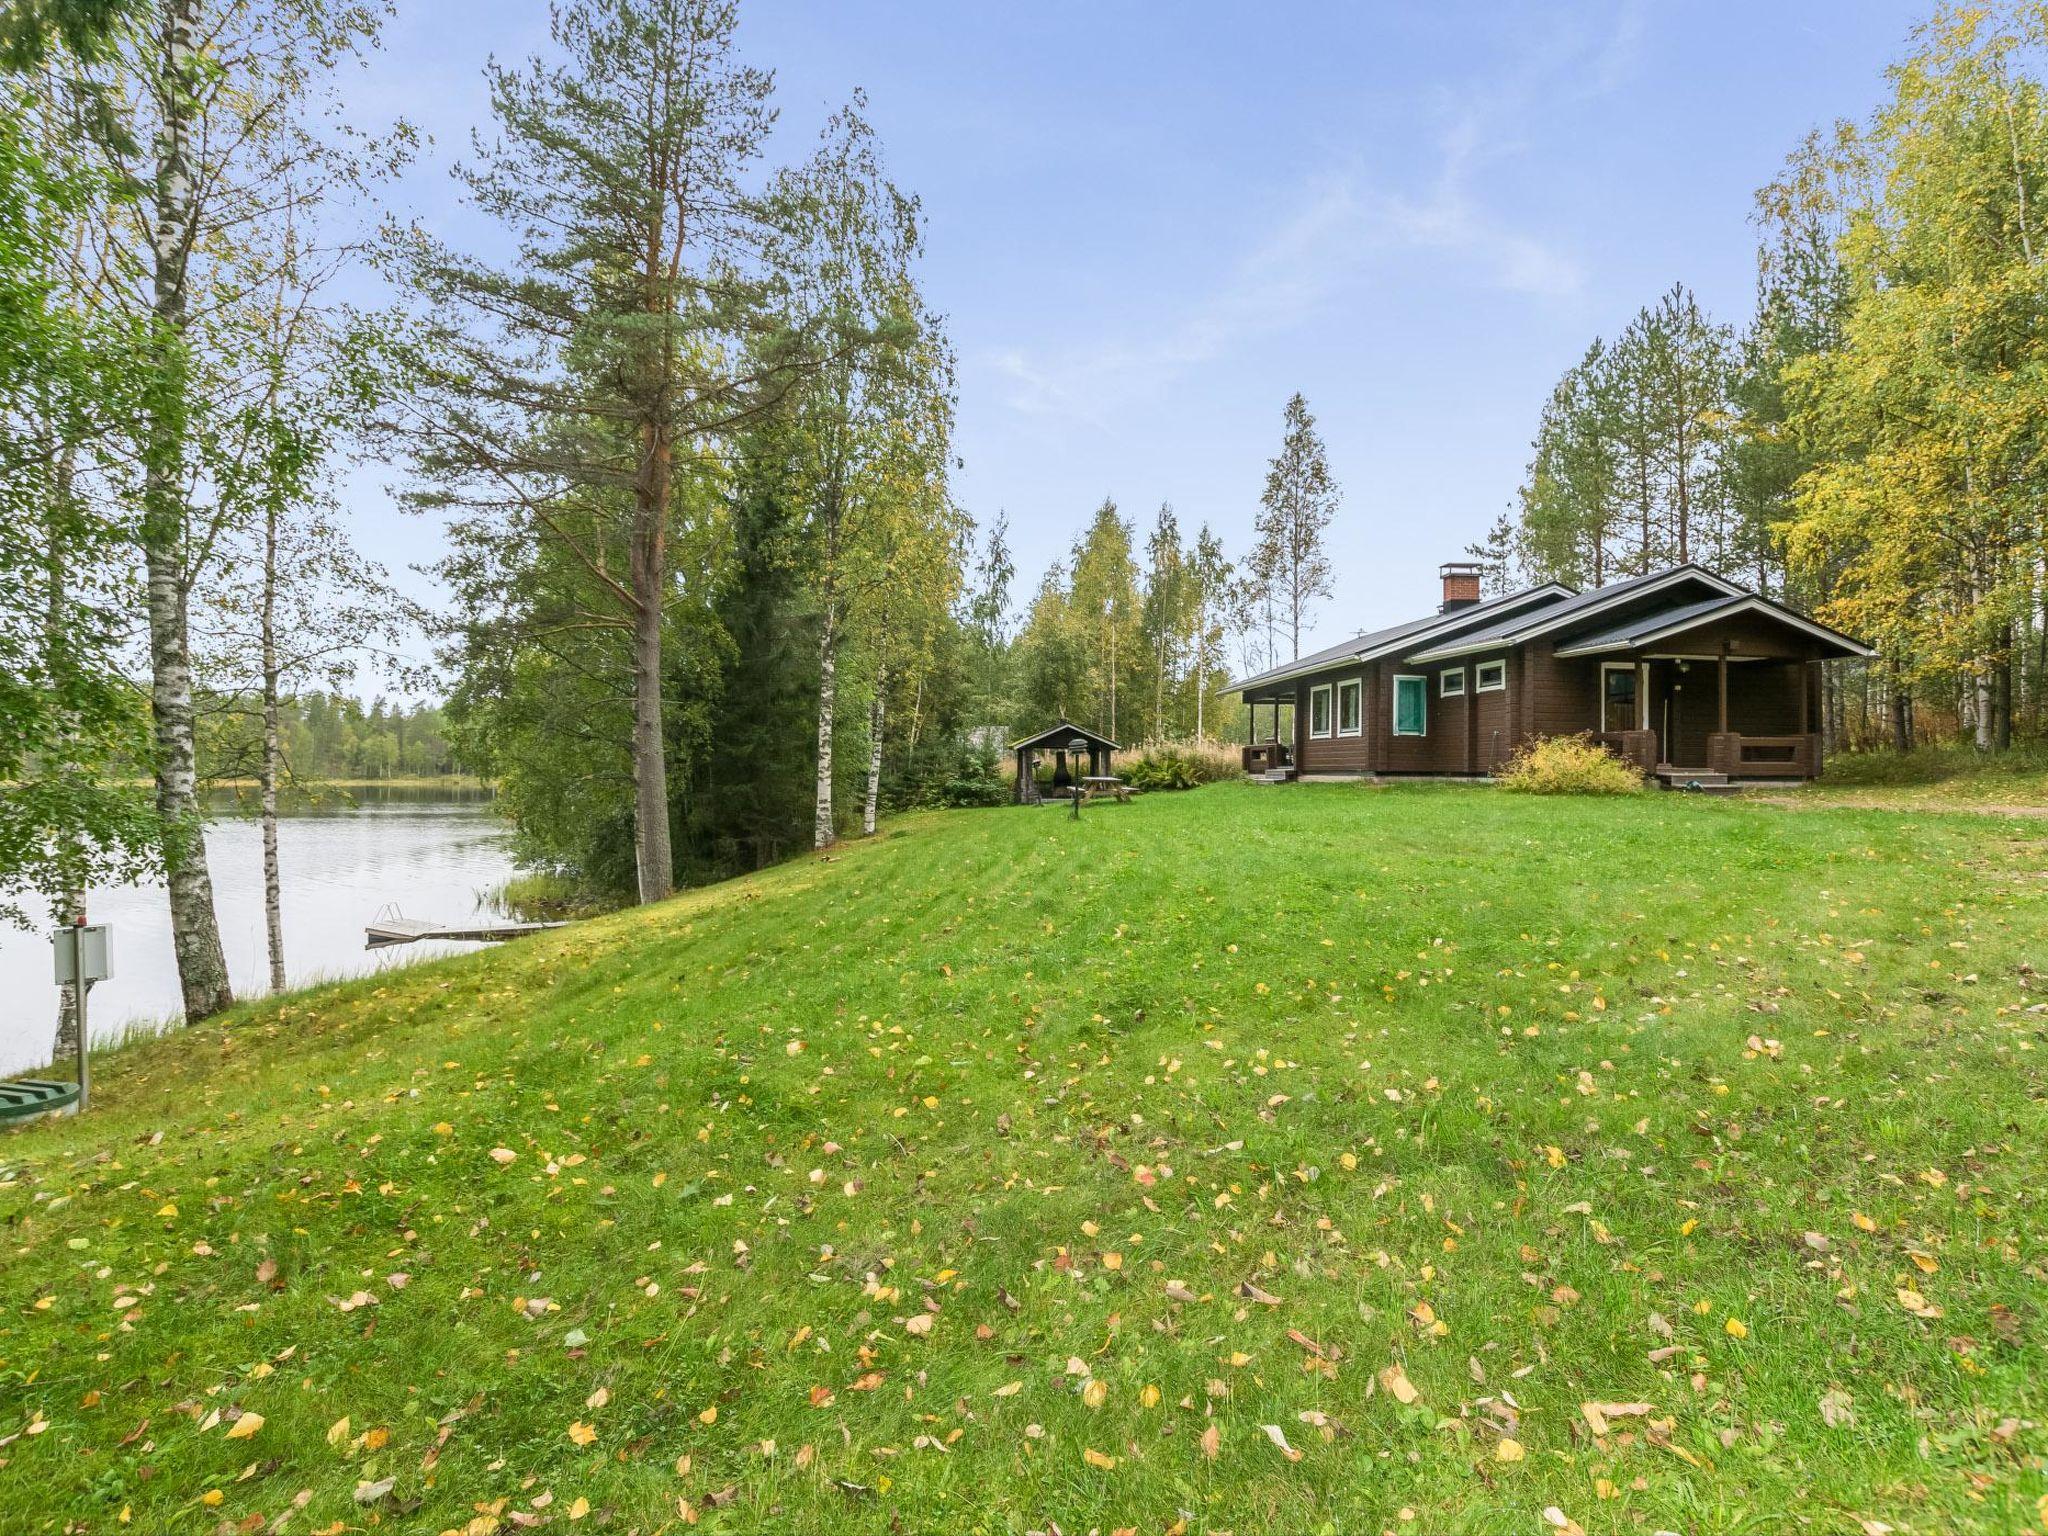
{"left": 1475, "top": 659, "right": 1506, "bottom": 692}
{"left": 1601, "top": 662, "right": 1642, "bottom": 732}
{"left": 1439, "top": 668, "right": 1466, "bottom": 698}
{"left": 1309, "top": 683, "right": 1333, "bottom": 739}
{"left": 1336, "top": 678, "right": 1362, "bottom": 736}
{"left": 1392, "top": 675, "right": 1427, "bottom": 736}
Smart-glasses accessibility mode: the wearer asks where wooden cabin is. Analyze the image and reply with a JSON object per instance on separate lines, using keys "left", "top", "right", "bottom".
{"left": 1232, "top": 562, "right": 1873, "bottom": 786}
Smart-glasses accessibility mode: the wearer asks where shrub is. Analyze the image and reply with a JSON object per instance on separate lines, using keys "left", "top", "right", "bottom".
{"left": 1495, "top": 733, "right": 1646, "bottom": 796}
{"left": 1823, "top": 740, "right": 2048, "bottom": 788}
{"left": 901, "top": 742, "right": 1011, "bottom": 809}
{"left": 1121, "top": 739, "right": 1245, "bottom": 792}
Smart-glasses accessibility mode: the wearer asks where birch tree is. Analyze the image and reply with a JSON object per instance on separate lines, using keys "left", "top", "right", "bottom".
{"left": 201, "top": 394, "right": 405, "bottom": 993}
{"left": 1139, "top": 502, "right": 1188, "bottom": 739}
{"left": 49, "top": 0, "right": 400, "bottom": 1020}
{"left": 770, "top": 99, "right": 939, "bottom": 849}
{"left": 1184, "top": 523, "right": 1232, "bottom": 739}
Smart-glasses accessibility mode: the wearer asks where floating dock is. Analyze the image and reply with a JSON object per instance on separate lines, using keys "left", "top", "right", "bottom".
{"left": 364, "top": 914, "right": 566, "bottom": 949}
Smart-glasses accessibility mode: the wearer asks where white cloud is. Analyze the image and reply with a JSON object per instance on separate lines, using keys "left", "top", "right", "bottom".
{"left": 985, "top": 2, "right": 1648, "bottom": 423}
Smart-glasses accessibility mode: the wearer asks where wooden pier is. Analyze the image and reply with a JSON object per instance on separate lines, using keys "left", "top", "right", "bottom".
{"left": 364, "top": 914, "right": 566, "bottom": 949}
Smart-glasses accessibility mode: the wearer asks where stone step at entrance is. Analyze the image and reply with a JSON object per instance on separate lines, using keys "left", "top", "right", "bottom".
{"left": 1655, "top": 767, "right": 1739, "bottom": 794}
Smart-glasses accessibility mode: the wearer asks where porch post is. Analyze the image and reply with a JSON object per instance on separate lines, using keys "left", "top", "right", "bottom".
{"left": 1797, "top": 661, "right": 1810, "bottom": 734}
{"left": 1717, "top": 644, "right": 1729, "bottom": 735}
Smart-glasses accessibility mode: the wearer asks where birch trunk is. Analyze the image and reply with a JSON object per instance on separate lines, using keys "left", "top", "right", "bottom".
{"left": 144, "top": 0, "right": 232, "bottom": 1022}
{"left": 862, "top": 673, "right": 885, "bottom": 836}
{"left": 48, "top": 446, "right": 86, "bottom": 1061}
{"left": 260, "top": 502, "right": 286, "bottom": 992}
{"left": 814, "top": 600, "right": 838, "bottom": 849}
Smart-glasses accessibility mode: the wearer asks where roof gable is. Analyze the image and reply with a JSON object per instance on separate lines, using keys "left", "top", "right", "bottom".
{"left": 1403, "top": 565, "right": 1746, "bottom": 660}
{"left": 1010, "top": 720, "right": 1120, "bottom": 752}
{"left": 1553, "top": 594, "right": 1876, "bottom": 658}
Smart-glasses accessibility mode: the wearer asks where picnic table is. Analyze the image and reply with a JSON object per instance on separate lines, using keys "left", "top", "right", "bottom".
{"left": 1079, "top": 775, "right": 1132, "bottom": 804}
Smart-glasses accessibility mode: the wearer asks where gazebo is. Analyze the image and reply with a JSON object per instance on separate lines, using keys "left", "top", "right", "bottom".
{"left": 1010, "top": 721, "right": 1118, "bottom": 804}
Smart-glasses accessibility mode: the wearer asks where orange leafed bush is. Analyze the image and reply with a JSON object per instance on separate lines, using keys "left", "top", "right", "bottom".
{"left": 1495, "top": 733, "right": 1645, "bottom": 795}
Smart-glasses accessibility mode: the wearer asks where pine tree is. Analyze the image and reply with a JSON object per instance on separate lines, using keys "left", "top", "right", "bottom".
{"left": 397, "top": 0, "right": 800, "bottom": 902}
{"left": 1253, "top": 393, "right": 1339, "bottom": 659}
{"left": 1465, "top": 510, "right": 1519, "bottom": 595}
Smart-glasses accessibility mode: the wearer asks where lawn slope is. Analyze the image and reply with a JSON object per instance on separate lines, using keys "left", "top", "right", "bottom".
{"left": 3, "top": 783, "right": 2045, "bottom": 1535}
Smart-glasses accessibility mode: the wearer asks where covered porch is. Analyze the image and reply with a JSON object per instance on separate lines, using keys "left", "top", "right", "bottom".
{"left": 1239, "top": 690, "right": 1295, "bottom": 774}
{"left": 1559, "top": 598, "right": 1874, "bottom": 782}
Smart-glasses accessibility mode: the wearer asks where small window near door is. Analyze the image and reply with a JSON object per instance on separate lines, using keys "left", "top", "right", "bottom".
{"left": 1440, "top": 668, "right": 1466, "bottom": 698}
{"left": 1475, "top": 660, "right": 1506, "bottom": 692}
{"left": 1601, "top": 663, "right": 1640, "bottom": 733}
{"left": 1336, "top": 678, "right": 1362, "bottom": 736}
{"left": 1309, "top": 683, "right": 1332, "bottom": 739}
{"left": 1393, "top": 675, "right": 1427, "bottom": 736}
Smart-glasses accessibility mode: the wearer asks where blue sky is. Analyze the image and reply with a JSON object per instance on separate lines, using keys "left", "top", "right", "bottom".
{"left": 348, "top": 0, "right": 1928, "bottom": 669}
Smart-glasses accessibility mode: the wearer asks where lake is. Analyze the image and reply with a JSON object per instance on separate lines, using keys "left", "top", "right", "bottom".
{"left": 0, "top": 786, "right": 518, "bottom": 1078}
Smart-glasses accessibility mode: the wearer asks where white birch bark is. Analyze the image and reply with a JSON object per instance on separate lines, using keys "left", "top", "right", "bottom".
{"left": 144, "top": 0, "right": 233, "bottom": 1021}
{"left": 260, "top": 501, "right": 286, "bottom": 992}
{"left": 814, "top": 606, "right": 838, "bottom": 849}
{"left": 47, "top": 447, "right": 86, "bottom": 1061}
{"left": 862, "top": 671, "right": 885, "bottom": 836}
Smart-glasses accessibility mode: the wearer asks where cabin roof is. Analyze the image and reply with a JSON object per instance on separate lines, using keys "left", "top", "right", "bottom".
{"left": 1232, "top": 563, "right": 1874, "bottom": 695}
{"left": 1403, "top": 564, "right": 1746, "bottom": 660}
{"left": 1231, "top": 581, "right": 1573, "bottom": 694}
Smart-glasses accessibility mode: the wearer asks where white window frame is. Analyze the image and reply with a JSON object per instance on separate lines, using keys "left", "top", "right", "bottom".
{"left": 1309, "top": 682, "right": 1333, "bottom": 739}
{"left": 1392, "top": 674, "right": 1427, "bottom": 737}
{"left": 1600, "top": 660, "right": 1647, "bottom": 731}
{"left": 1336, "top": 677, "right": 1363, "bottom": 737}
{"left": 1439, "top": 667, "right": 1466, "bottom": 698}
{"left": 1475, "top": 659, "right": 1507, "bottom": 693}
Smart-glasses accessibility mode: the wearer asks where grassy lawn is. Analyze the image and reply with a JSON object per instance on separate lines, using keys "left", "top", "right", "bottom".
{"left": 1777, "top": 743, "right": 2048, "bottom": 811}
{"left": 3, "top": 782, "right": 2045, "bottom": 1534}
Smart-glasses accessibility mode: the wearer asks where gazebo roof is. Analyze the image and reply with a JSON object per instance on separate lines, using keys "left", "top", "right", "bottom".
{"left": 1010, "top": 720, "right": 1120, "bottom": 753}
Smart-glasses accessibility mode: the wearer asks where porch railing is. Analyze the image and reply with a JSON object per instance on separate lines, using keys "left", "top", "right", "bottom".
{"left": 1706, "top": 733, "right": 1821, "bottom": 778}
{"left": 1242, "top": 741, "right": 1291, "bottom": 773}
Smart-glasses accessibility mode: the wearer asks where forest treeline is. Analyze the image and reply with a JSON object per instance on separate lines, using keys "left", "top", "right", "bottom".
{"left": 198, "top": 694, "right": 456, "bottom": 784}
{"left": 1478, "top": 6, "right": 2048, "bottom": 750}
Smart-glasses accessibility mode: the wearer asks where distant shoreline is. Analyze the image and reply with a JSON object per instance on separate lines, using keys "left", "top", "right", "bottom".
{"left": 193, "top": 775, "right": 494, "bottom": 792}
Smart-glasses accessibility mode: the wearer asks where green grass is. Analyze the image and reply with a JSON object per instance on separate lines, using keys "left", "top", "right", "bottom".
{"left": 1790, "top": 743, "right": 2048, "bottom": 808}
{"left": 3, "top": 783, "right": 2045, "bottom": 1534}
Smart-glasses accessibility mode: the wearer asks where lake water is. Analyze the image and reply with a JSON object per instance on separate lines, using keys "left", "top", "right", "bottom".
{"left": 0, "top": 787, "right": 518, "bottom": 1077}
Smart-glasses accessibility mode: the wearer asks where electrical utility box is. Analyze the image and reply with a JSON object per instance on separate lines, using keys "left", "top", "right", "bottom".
{"left": 51, "top": 925, "right": 113, "bottom": 986}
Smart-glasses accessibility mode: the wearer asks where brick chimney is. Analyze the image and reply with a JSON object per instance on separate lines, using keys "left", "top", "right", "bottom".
{"left": 1439, "top": 561, "right": 1483, "bottom": 613}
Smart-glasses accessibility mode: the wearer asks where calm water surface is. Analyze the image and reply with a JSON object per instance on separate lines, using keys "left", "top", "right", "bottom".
{"left": 0, "top": 787, "right": 518, "bottom": 1077}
